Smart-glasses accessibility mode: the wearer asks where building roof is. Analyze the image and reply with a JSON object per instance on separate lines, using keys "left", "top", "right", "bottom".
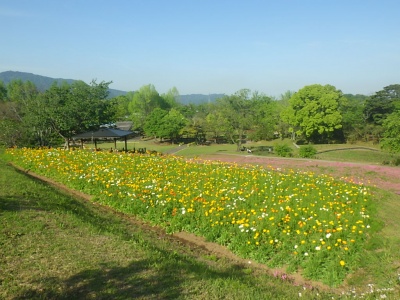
{"left": 72, "top": 128, "right": 134, "bottom": 139}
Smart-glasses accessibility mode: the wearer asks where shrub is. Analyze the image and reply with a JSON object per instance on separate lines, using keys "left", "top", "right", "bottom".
{"left": 299, "top": 145, "right": 317, "bottom": 158}
{"left": 391, "top": 157, "right": 400, "bottom": 166}
{"left": 275, "top": 144, "right": 293, "bottom": 157}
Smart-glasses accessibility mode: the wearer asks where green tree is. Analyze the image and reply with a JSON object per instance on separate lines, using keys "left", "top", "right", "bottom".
{"left": 30, "top": 80, "right": 112, "bottom": 147}
{"left": 381, "top": 109, "right": 400, "bottom": 153}
{"left": 341, "top": 94, "right": 367, "bottom": 142}
{"left": 108, "top": 95, "right": 130, "bottom": 121}
{"left": 159, "top": 108, "right": 187, "bottom": 143}
{"left": 217, "top": 89, "right": 254, "bottom": 150}
{"left": 143, "top": 108, "right": 168, "bottom": 138}
{"left": 202, "top": 103, "right": 230, "bottom": 143}
{"left": 0, "top": 81, "right": 7, "bottom": 102}
{"left": 162, "top": 87, "right": 181, "bottom": 108}
{"left": 249, "top": 93, "right": 279, "bottom": 141}
{"left": 364, "top": 84, "right": 400, "bottom": 125}
{"left": 127, "top": 84, "right": 169, "bottom": 130}
{"left": 281, "top": 84, "right": 345, "bottom": 143}
{"left": 0, "top": 80, "right": 40, "bottom": 146}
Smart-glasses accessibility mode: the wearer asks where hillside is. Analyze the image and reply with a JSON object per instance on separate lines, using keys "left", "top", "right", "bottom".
{"left": 0, "top": 71, "right": 127, "bottom": 99}
{"left": 179, "top": 93, "right": 225, "bottom": 105}
{"left": 0, "top": 71, "right": 223, "bottom": 103}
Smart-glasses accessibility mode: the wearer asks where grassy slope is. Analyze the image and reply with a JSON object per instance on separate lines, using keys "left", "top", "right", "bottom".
{"left": 0, "top": 159, "right": 328, "bottom": 300}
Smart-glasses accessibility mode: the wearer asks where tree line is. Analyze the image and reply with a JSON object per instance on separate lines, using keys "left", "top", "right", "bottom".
{"left": 0, "top": 79, "right": 399, "bottom": 153}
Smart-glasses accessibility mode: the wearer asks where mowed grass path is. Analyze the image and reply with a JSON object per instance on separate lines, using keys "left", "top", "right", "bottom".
{"left": 0, "top": 159, "right": 329, "bottom": 300}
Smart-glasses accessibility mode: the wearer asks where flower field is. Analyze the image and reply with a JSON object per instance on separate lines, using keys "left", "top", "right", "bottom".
{"left": 5, "top": 147, "right": 375, "bottom": 286}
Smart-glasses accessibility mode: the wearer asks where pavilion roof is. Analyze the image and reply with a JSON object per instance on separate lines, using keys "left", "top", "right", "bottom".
{"left": 72, "top": 128, "right": 134, "bottom": 139}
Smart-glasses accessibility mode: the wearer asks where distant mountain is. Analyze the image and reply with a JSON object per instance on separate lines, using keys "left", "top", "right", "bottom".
{"left": 0, "top": 71, "right": 223, "bottom": 103}
{"left": 179, "top": 93, "right": 225, "bottom": 105}
{"left": 0, "top": 71, "right": 127, "bottom": 98}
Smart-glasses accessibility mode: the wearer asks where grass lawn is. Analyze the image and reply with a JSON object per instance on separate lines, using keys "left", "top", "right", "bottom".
{"left": 85, "top": 138, "right": 398, "bottom": 166}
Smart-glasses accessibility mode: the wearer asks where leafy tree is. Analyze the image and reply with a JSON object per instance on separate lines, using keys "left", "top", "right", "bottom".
{"left": 127, "top": 84, "right": 169, "bottom": 130}
{"left": 29, "top": 80, "right": 112, "bottom": 147}
{"left": 0, "top": 80, "right": 40, "bottom": 146}
{"left": 381, "top": 110, "right": 400, "bottom": 153}
{"left": 364, "top": 84, "right": 400, "bottom": 124}
{"left": 108, "top": 95, "right": 130, "bottom": 121}
{"left": 249, "top": 93, "right": 279, "bottom": 141}
{"left": 143, "top": 108, "right": 168, "bottom": 138}
{"left": 0, "top": 81, "right": 7, "bottom": 102}
{"left": 162, "top": 87, "right": 181, "bottom": 108}
{"left": 203, "top": 104, "right": 231, "bottom": 143}
{"left": 341, "top": 94, "right": 367, "bottom": 142}
{"left": 181, "top": 113, "right": 206, "bottom": 143}
{"left": 217, "top": 89, "right": 254, "bottom": 150}
{"left": 158, "top": 108, "right": 187, "bottom": 143}
{"left": 281, "top": 84, "right": 345, "bottom": 143}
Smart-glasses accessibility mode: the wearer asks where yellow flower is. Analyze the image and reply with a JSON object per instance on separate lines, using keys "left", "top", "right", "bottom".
{"left": 340, "top": 260, "right": 345, "bottom": 267}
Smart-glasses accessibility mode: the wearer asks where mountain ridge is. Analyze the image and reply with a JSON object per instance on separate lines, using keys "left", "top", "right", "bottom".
{"left": 0, "top": 71, "right": 224, "bottom": 103}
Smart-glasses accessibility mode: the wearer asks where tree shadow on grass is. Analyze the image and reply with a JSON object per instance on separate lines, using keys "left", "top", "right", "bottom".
{"left": 12, "top": 248, "right": 269, "bottom": 300}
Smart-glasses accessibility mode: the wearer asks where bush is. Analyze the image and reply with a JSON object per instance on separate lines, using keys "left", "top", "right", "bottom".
{"left": 391, "top": 157, "right": 400, "bottom": 166}
{"left": 275, "top": 144, "right": 293, "bottom": 157}
{"left": 299, "top": 145, "right": 317, "bottom": 158}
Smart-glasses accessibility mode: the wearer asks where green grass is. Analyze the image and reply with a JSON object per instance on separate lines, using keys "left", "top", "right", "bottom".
{"left": 0, "top": 158, "right": 337, "bottom": 300}
{"left": 86, "top": 138, "right": 399, "bottom": 166}
{"left": 315, "top": 149, "right": 397, "bottom": 164}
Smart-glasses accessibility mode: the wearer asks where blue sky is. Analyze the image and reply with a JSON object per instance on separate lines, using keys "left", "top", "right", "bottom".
{"left": 1, "top": 0, "right": 399, "bottom": 97}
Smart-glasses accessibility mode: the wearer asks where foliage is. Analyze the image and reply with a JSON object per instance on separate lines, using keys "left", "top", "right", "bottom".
{"left": 216, "top": 89, "right": 259, "bottom": 150}
{"left": 364, "top": 84, "right": 400, "bottom": 125}
{"left": 158, "top": 108, "right": 187, "bottom": 142}
{"left": 143, "top": 108, "right": 168, "bottom": 138}
{"left": 299, "top": 145, "right": 317, "bottom": 158}
{"left": 248, "top": 93, "right": 279, "bottom": 141}
{"left": 381, "top": 110, "right": 400, "bottom": 153}
{"left": 341, "top": 94, "right": 367, "bottom": 142}
{"left": 29, "top": 80, "right": 113, "bottom": 145}
{"left": 127, "top": 84, "right": 169, "bottom": 130}
{"left": 281, "top": 84, "right": 345, "bottom": 143}
{"left": 274, "top": 143, "right": 293, "bottom": 157}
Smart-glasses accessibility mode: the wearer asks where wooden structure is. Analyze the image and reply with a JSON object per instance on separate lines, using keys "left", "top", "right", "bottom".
{"left": 72, "top": 128, "right": 134, "bottom": 151}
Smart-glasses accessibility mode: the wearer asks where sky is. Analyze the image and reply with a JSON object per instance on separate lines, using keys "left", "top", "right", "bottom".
{"left": 1, "top": 0, "right": 399, "bottom": 97}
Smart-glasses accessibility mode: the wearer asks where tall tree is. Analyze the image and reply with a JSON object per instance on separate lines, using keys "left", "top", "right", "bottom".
{"left": 281, "top": 84, "right": 345, "bottom": 143}
{"left": 217, "top": 89, "right": 254, "bottom": 150}
{"left": 0, "top": 81, "right": 7, "bottom": 102}
{"left": 364, "top": 84, "right": 400, "bottom": 125}
{"left": 143, "top": 108, "right": 168, "bottom": 139}
{"left": 30, "top": 80, "right": 112, "bottom": 147}
{"left": 158, "top": 108, "right": 187, "bottom": 143}
{"left": 248, "top": 93, "right": 279, "bottom": 141}
{"left": 381, "top": 100, "right": 400, "bottom": 153}
{"left": 341, "top": 94, "right": 367, "bottom": 142}
{"left": 127, "top": 84, "right": 169, "bottom": 130}
{"left": 162, "top": 87, "right": 181, "bottom": 108}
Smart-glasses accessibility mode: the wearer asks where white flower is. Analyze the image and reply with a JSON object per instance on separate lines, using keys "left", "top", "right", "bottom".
{"left": 315, "top": 246, "right": 321, "bottom": 251}
{"left": 326, "top": 233, "right": 332, "bottom": 239}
